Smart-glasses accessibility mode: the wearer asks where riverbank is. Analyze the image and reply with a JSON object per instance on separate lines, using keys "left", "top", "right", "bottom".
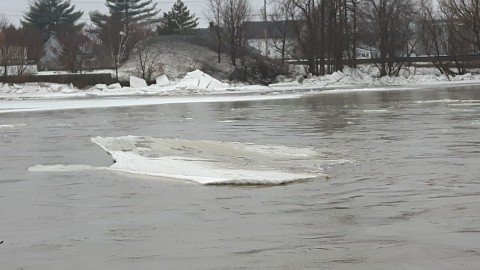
{"left": 2, "top": 68, "right": 480, "bottom": 102}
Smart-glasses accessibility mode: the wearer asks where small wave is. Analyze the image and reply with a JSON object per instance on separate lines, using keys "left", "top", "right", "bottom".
{"left": 449, "top": 103, "right": 480, "bottom": 107}
{"left": 0, "top": 124, "right": 26, "bottom": 129}
{"left": 416, "top": 99, "right": 459, "bottom": 104}
{"left": 450, "top": 108, "right": 478, "bottom": 112}
{"left": 219, "top": 120, "right": 238, "bottom": 123}
{"left": 471, "top": 120, "right": 480, "bottom": 127}
{"left": 28, "top": 164, "right": 96, "bottom": 172}
{"left": 362, "top": 109, "right": 389, "bottom": 113}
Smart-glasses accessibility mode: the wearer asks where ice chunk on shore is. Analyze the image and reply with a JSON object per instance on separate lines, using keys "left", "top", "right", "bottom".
{"left": 176, "top": 70, "right": 229, "bottom": 90}
{"left": 90, "top": 136, "right": 325, "bottom": 185}
{"left": 130, "top": 76, "right": 148, "bottom": 88}
{"left": 156, "top": 75, "right": 170, "bottom": 86}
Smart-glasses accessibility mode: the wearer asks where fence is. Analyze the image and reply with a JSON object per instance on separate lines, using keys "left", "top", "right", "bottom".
{"left": 0, "top": 73, "right": 117, "bottom": 88}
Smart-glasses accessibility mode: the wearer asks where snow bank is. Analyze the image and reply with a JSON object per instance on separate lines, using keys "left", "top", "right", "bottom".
{"left": 3, "top": 67, "right": 480, "bottom": 101}
{"left": 303, "top": 66, "right": 480, "bottom": 87}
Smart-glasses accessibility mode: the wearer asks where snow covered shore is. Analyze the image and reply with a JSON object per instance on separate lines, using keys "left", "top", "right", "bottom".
{"left": 2, "top": 67, "right": 480, "bottom": 101}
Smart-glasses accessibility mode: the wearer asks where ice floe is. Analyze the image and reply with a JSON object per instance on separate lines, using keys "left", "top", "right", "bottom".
{"left": 90, "top": 136, "right": 325, "bottom": 185}
{"left": 29, "top": 136, "right": 342, "bottom": 185}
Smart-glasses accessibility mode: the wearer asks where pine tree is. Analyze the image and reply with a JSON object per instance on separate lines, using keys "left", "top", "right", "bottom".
{"left": 159, "top": 0, "right": 199, "bottom": 35}
{"left": 22, "top": 0, "right": 84, "bottom": 41}
{"left": 91, "top": 0, "right": 161, "bottom": 38}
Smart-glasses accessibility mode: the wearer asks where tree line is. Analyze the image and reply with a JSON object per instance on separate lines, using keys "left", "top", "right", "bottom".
{"left": 2, "top": 0, "right": 480, "bottom": 80}
{"left": 206, "top": 0, "right": 480, "bottom": 78}
{"left": 0, "top": 0, "right": 199, "bottom": 79}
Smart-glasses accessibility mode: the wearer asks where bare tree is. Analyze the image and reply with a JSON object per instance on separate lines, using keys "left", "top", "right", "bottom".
{"left": 0, "top": 25, "right": 29, "bottom": 77}
{"left": 206, "top": 0, "right": 223, "bottom": 63}
{"left": 358, "top": 0, "right": 417, "bottom": 77}
{"left": 418, "top": 0, "right": 459, "bottom": 78}
{"left": 345, "top": 0, "right": 359, "bottom": 68}
{"left": 135, "top": 38, "right": 161, "bottom": 81}
{"left": 269, "top": 0, "right": 295, "bottom": 64}
{"left": 288, "top": 0, "right": 323, "bottom": 75}
{"left": 221, "top": 0, "right": 251, "bottom": 66}
{"left": 284, "top": 0, "right": 354, "bottom": 75}
{"left": 0, "top": 15, "right": 8, "bottom": 29}
{"left": 441, "top": 0, "right": 480, "bottom": 53}
{"left": 92, "top": 13, "right": 134, "bottom": 78}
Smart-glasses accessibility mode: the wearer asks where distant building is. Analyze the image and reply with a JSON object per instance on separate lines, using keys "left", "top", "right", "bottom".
{"left": 40, "top": 35, "right": 63, "bottom": 70}
{"left": 356, "top": 45, "right": 379, "bottom": 59}
{"left": 0, "top": 45, "right": 35, "bottom": 76}
{"left": 243, "top": 20, "right": 297, "bottom": 59}
{"left": 39, "top": 35, "right": 96, "bottom": 72}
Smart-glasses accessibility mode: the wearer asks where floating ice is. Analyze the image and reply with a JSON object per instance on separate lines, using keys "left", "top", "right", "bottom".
{"left": 88, "top": 136, "right": 326, "bottom": 185}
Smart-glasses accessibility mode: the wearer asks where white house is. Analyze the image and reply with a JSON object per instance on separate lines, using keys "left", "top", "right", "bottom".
{"left": 40, "top": 35, "right": 63, "bottom": 70}
{"left": 355, "top": 45, "right": 380, "bottom": 59}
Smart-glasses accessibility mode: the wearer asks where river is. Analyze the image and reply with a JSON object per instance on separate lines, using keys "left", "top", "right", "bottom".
{"left": 1, "top": 85, "right": 480, "bottom": 269}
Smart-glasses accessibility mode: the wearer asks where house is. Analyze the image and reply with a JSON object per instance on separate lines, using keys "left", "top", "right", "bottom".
{"left": 40, "top": 35, "right": 63, "bottom": 70}
{"left": 243, "top": 20, "right": 297, "bottom": 60}
{"left": 355, "top": 45, "right": 379, "bottom": 59}
{"left": 39, "top": 34, "right": 96, "bottom": 72}
{"left": 0, "top": 29, "right": 36, "bottom": 76}
{"left": 0, "top": 46, "right": 37, "bottom": 76}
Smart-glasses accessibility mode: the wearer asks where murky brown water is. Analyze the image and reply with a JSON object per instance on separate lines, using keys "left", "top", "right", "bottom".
{"left": 1, "top": 86, "right": 480, "bottom": 269}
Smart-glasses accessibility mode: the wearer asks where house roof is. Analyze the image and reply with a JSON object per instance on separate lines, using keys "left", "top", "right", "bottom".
{"left": 243, "top": 20, "right": 298, "bottom": 39}
{"left": 43, "top": 35, "right": 63, "bottom": 50}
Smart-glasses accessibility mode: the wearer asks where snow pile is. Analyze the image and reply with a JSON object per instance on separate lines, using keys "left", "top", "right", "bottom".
{"left": 303, "top": 67, "right": 375, "bottom": 87}
{"left": 0, "top": 82, "right": 78, "bottom": 97}
{"left": 304, "top": 66, "right": 480, "bottom": 87}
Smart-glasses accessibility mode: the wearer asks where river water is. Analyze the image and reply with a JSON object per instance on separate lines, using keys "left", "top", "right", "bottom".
{"left": 1, "top": 86, "right": 480, "bottom": 269}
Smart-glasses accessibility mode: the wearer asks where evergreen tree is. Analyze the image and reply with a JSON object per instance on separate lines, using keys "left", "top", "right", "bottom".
{"left": 22, "top": 0, "right": 84, "bottom": 41}
{"left": 158, "top": 0, "right": 199, "bottom": 35}
{"left": 91, "top": 0, "right": 160, "bottom": 38}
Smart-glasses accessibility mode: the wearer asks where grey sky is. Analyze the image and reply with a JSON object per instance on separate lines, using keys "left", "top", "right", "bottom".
{"left": 1, "top": 0, "right": 264, "bottom": 27}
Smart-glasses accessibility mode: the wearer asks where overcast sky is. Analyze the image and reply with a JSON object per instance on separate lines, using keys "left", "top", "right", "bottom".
{"left": 1, "top": 0, "right": 265, "bottom": 27}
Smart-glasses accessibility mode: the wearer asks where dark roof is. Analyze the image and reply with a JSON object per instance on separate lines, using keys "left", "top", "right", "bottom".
{"left": 243, "top": 20, "right": 298, "bottom": 39}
